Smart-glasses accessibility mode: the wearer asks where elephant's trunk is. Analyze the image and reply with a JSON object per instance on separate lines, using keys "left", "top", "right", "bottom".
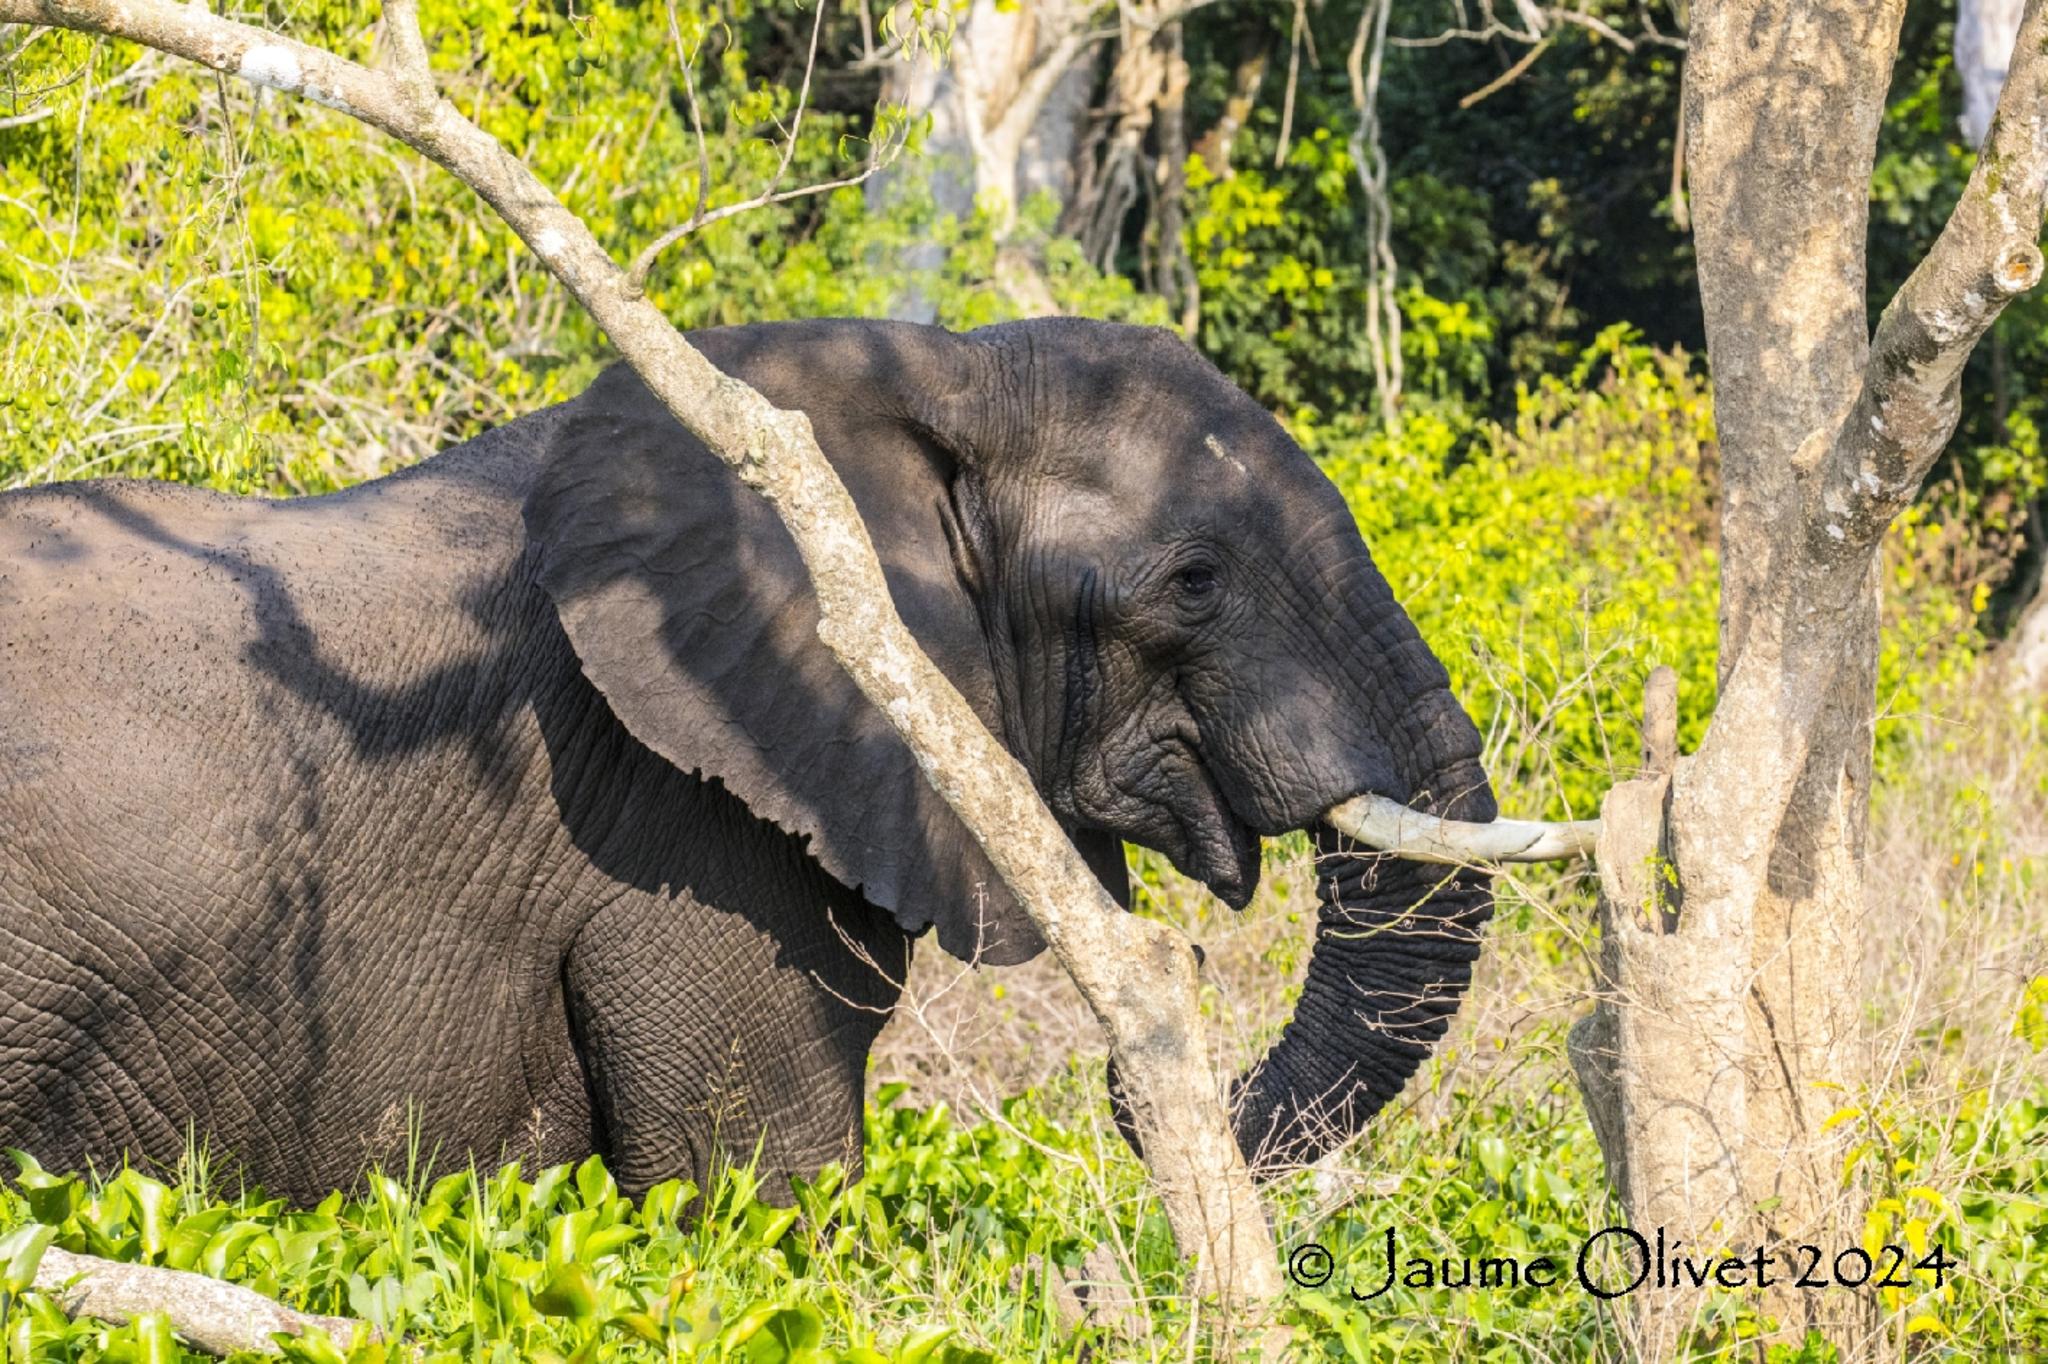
{"left": 1233, "top": 689, "right": 1496, "bottom": 1172}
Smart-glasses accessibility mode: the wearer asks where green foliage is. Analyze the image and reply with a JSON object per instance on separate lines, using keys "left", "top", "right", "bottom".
{"left": 0, "top": 1093, "right": 1113, "bottom": 1362}
{"left": 3, "top": 1064, "right": 2042, "bottom": 1360}
{"left": 1170, "top": 0, "right": 2045, "bottom": 625}
{"left": 1822, "top": 1080, "right": 2048, "bottom": 1351}
{"left": 1178, "top": 1, "right": 1696, "bottom": 425}
{"left": 0, "top": 0, "right": 1155, "bottom": 496}
{"left": 1182, "top": 134, "right": 1502, "bottom": 423}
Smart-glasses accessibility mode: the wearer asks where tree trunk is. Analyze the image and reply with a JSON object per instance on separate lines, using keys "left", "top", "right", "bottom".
{"left": 1954, "top": 0, "right": 2048, "bottom": 699}
{"left": 1958, "top": 0, "right": 2029, "bottom": 147}
{"left": 866, "top": 0, "right": 1105, "bottom": 321}
{"left": 1190, "top": 49, "right": 1267, "bottom": 177}
{"left": 1571, "top": 0, "right": 2048, "bottom": 1355}
{"left": 1140, "top": 22, "right": 1198, "bottom": 337}
{"left": 2007, "top": 568, "right": 2048, "bottom": 689}
{"left": 1061, "top": 0, "right": 1188, "bottom": 275}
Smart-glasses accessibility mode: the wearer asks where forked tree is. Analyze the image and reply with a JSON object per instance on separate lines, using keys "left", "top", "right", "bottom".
{"left": 1568, "top": 0, "right": 2048, "bottom": 1355}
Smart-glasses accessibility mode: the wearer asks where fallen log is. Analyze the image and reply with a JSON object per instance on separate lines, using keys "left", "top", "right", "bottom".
{"left": 29, "top": 1245, "right": 373, "bottom": 1357}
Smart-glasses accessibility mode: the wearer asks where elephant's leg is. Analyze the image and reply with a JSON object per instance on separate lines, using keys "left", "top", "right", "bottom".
{"left": 562, "top": 879, "right": 910, "bottom": 1204}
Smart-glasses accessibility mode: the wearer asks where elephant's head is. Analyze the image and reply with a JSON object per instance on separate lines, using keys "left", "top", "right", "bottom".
{"left": 522, "top": 317, "right": 1495, "bottom": 1171}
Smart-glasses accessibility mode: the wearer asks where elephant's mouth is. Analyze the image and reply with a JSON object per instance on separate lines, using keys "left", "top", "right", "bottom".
{"left": 1155, "top": 732, "right": 1261, "bottom": 909}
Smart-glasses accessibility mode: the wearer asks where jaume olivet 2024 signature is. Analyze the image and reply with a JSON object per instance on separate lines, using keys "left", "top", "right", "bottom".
{"left": 1288, "top": 1226, "right": 1959, "bottom": 1301}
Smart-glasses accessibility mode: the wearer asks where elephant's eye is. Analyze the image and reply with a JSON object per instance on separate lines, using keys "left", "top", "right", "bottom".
{"left": 1177, "top": 563, "right": 1219, "bottom": 597}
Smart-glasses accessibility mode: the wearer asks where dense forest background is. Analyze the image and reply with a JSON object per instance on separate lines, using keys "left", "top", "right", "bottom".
{"left": 1, "top": 2, "right": 2044, "bottom": 1359}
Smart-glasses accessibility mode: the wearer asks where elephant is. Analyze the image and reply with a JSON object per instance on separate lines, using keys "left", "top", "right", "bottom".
{"left": 0, "top": 317, "right": 1495, "bottom": 1205}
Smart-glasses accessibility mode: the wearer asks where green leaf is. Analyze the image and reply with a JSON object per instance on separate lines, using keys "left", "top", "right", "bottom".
{"left": 199, "top": 1220, "right": 269, "bottom": 1278}
{"left": 0, "top": 1223, "right": 56, "bottom": 1292}
{"left": 574, "top": 1155, "right": 616, "bottom": 1209}
{"left": 1474, "top": 1134, "right": 1511, "bottom": 1185}
{"left": 115, "top": 1163, "right": 175, "bottom": 1261}
{"left": 639, "top": 1178, "right": 698, "bottom": 1227}
{"left": 22, "top": 1174, "right": 81, "bottom": 1227}
{"left": 275, "top": 1324, "right": 351, "bottom": 1364}
{"left": 730, "top": 1303, "right": 824, "bottom": 1363}
{"left": 745, "top": 1205, "right": 800, "bottom": 1249}
{"left": 894, "top": 1324, "right": 956, "bottom": 1363}
{"left": 533, "top": 1263, "right": 599, "bottom": 1321}
{"left": 579, "top": 1223, "right": 641, "bottom": 1261}
{"left": 347, "top": 1274, "right": 403, "bottom": 1328}
{"left": 131, "top": 1310, "right": 179, "bottom": 1364}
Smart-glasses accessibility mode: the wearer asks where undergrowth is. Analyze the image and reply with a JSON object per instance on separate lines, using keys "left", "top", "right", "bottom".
{"left": 1, "top": 1060, "right": 2040, "bottom": 1360}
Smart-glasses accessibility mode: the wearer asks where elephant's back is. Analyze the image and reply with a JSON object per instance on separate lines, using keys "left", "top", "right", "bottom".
{"left": 0, "top": 477, "right": 292, "bottom": 827}
{"left": 0, "top": 410, "right": 561, "bottom": 820}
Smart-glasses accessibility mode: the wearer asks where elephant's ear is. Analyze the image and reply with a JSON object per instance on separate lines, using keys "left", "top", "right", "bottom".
{"left": 523, "top": 325, "right": 1121, "bottom": 965}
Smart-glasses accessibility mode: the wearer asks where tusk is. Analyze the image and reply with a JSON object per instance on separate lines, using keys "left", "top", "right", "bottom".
{"left": 1324, "top": 793, "right": 1600, "bottom": 865}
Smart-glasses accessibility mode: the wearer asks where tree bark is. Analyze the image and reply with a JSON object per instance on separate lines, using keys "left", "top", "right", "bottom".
{"left": 1571, "top": 0, "right": 2048, "bottom": 1354}
{"left": 1062, "top": 0, "right": 1188, "bottom": 274}
{"left": 1190, "top": 49, "right": 1267, "bottom": 177}
{"left": 1140, "top": 21, "right": 1198, "bottom": 337}
{"left": 27, "top": 1247, "right": 372, "bottom": 1357}
{"left": 0, "top": 0, "right": 1285, "bottom": 1331}
{"left": 1961, "top": 0, "right": 2048, "bottom": 693}
{"left": 2008, "top": 575, "right": 2048, "bottom": 688}
{"left": 1960, "top": 0, "right": 2029, "bottom": 147}
{"left": 866, "top": 0, "right": 1106, "bottom": 320}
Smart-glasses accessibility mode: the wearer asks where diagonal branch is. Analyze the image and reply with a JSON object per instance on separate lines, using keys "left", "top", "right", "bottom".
{"left": 1818, "top": 0, "right": 2048, "bottom": 551}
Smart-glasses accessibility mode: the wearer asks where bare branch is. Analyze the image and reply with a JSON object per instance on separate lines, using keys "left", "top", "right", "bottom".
{"left": 376, "top": 0, "right": 432, "bottom": 102}
{"left": 1390, "top": 0, "right": 1683, "bottom": 53}
{"left": 660, "top": 0, "right": 713, "bottom": 237}
{"left": 32, "top": 1247, "right": 373, "bottom": 1357}
{"left": 624, "top": 142, "right": 905, "bottom": 296}
{"left": 1459, "top": 36, "right": 1550, "bottom": 107}
{"left": 1325, "top": 793, "right": 1600, "bottom": 864}
{"left": 1544, "top": 6, "right": 1638, "bottom": 51}
{"left": 1818, "top": 0, "right": 2048, "bottom": 550}
{"left": 1347, "top": 0, "right": 1403, "bottom": 427}
{"left": 1273, "top": 0, "right": 1304, "bottom": 166}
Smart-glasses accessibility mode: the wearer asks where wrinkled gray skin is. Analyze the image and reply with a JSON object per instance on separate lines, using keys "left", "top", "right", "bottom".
{"left": 0, "top": 318, "right": 1494, "bottom": 1204}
